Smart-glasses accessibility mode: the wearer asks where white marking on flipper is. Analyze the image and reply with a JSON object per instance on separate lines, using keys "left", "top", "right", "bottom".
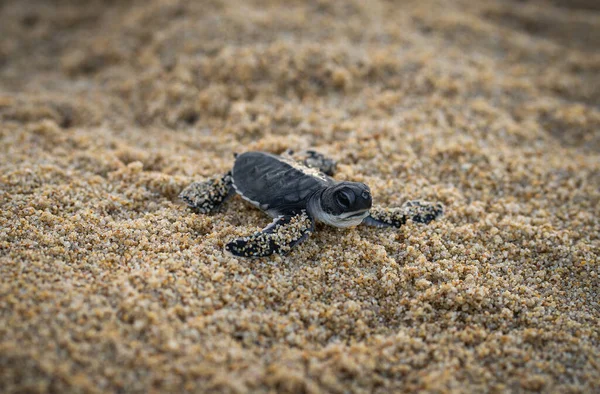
{"left": 226, "top": 211, "right": 314, "bottom": 257}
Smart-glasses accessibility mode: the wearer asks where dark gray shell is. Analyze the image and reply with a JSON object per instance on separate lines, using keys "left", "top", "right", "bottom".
{"left": 232, "top": 152, "right": 332, "bottom": 215}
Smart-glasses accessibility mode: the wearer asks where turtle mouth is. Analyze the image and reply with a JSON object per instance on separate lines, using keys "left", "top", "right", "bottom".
{"left": 348, "top": 211, "right": 367, "bottom": 218}
{"left": 342, "top": 210, "right": 370, "bottom": 220}
{"left": 316, "top": 209, "right": 369, "bottom": 228}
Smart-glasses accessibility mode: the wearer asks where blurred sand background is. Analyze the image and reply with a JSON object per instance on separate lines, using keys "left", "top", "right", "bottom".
{"left": 1, "top": 0, "right": 599, "bottom": 392}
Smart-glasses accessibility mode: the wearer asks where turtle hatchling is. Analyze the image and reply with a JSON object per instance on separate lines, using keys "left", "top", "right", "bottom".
{"left": 180, "top": 150, "right": 444, "bottom": 257}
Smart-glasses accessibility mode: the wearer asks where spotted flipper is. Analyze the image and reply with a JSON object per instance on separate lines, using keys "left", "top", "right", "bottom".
{"left": 179, "top": 172, "right": 234, "bottom": 213}
{"left": 282, "top": 149, "right": 337, "bottom": 176}
{"left": 363, "top": 201, "right": 444, "bottom": 228}
{"left": 226, "top": 211, "right": 314, "bottom": 257}
{"left": 302, "top": 150, "right": 337, "bottom": 176}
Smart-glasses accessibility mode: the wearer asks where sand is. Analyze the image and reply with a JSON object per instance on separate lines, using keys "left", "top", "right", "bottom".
{"left": 1, "top": 0, "right": 599, "bottom": 392}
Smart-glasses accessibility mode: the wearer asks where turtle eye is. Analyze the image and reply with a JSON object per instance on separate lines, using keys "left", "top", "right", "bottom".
{"left": 336, "top": 192, "right": 351, "bottom": 208}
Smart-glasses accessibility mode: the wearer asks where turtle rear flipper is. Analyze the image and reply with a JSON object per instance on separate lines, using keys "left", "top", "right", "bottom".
{"left": 179, "top": 172, "right": 234, "bottom": 213}
{"left": 226, "top": 211, "right": 314, "bottom": 257}
{"left": 363, "top": 201, "right": 444, "bottom": 228}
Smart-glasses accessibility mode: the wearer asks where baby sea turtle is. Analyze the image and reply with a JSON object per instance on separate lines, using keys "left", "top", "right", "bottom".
{"left": 180, "top": 150, "right": 443, "bottom": 258}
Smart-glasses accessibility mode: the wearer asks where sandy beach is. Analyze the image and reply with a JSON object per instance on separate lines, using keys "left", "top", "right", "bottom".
{"left": 1, "top": 0, "right": 599, "bottom": 392}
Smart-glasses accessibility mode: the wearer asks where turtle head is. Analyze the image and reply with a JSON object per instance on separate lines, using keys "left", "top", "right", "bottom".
{"left": 317, "top": 182, "right": 372, "bottom": 228}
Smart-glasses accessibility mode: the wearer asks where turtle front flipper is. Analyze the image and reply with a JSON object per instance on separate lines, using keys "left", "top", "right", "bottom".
{"left": 363, "top": 201, "right": 444, "bottom": 228}
{"left": 179, "top": 172, "right": 234, "bottom": 213}
{"left": 302, "top": 150, "right": 337, "bottom": 176}
{"left": 226, "top": 211, "right": 314, "bottom": 257}
{"left": 284, "top": 150, "right": 337, "bottom": 176}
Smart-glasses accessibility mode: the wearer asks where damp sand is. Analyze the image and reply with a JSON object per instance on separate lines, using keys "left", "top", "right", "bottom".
{"left": 1, "top": 0, "right": 599, "bottom": 392}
